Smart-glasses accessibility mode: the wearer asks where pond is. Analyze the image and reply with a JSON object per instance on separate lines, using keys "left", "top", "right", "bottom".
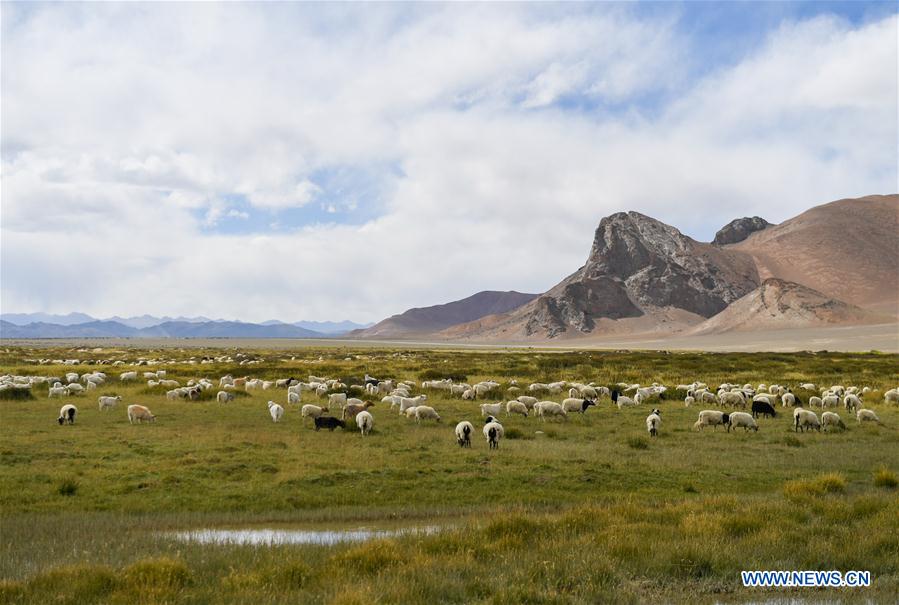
{"left": 169, "top": 525, "right": 443, "bottom": 546}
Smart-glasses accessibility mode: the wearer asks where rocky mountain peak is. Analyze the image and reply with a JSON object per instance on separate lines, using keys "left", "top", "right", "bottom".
{"left": 713, "top": 216, "right": 771, "bottom": 246}
{"left": 517, "top": 211, "right": 761, "bottom": 337}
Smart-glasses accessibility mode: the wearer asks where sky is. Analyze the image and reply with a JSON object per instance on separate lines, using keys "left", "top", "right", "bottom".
{"left": 1, "top": 1, "right": 897, "bottom": 323}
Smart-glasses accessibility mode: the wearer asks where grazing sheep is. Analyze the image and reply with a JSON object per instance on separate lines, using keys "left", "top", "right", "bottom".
{"left": 287, "top": 391, "right": 301, "bottom": 405}
{"left": 455, "top": 421, "right": 473, "bottom": 447}
{"left": 48, "top": 385, "right": 67, "bottom": 398}
{"left": 808, "top": 396, "right": 824, "bottom": 408}
{"left": 751, "top": 399, "right": 777, "bottom": 419}
{"left": 822, "top": 394, "right": 840, "bottom": 408}
{"left": 856, "top": 409, "right": 881, "bottom": 424}
{"left": 65, "top": 383, "right": 84, "bottom": 395}
{"left": 57, "top": 404, "right": 77, "bottom": 425}
{"left": 719, "top": 391, "right": 746, "bottom": 408}
{"left": 793, "top": 408, "right": 820, "bottom": 432}
{"left": 217, "top": 391, "right": 235, "bottom": 404}
{"left": 301, "top": 404, "right": 327, "bottom": 422}
{"left": 646, "top": 409, "right": 661, "bottom": 437}
{"left": 404, "top": 406, "right": 419, "bottom": 419}
{"left": 884, "top": 388, "right": 899, "bottom": 404}
{"left": 693, "top": 410, "right": 729, "bottom": 431}
{"left": 752, "top": 393, "right": 776, "bottom": 408}
{"left": 822, "top": 411, "right": 847, "bottom": 431}
{"left": 799, "top": 383, "right": 817, "bottom": 391}
{"left": 343, "top": 401, "right": 375, "bottom": 420}
{"left": 356, "top": 410, "right": 374, "bottom": 436}
{"left": 328, "top": 393, "right": 347, "bottom": 409}
{"left": 726, "top": 411, "right": 758, "bottom": 432}
{"left": 612, "top": 390, "right": 637, "bottom": 409}
{"left": 780, "top": 392, "right": 796, "bottom": 407}
{"left": 127, "top": 404, "right": 155, "bottom": 424}
{"left": 843, "top": 394, "right": 862, "bottom": 413}
{"left": 505, "top": 400, "right": 529, "bottom": 417}
{"left": 120, "top": 371, "right": 138, "bottom": 382}
{"left": 534, "top": 401, "right": 567, "bottom": 421}
{"left": 480, "top": 402, "right": 503, "bottom": 418}
{"left": 461, "top": 389, "right": 476, "bottom": 400}
{"left": 98, "top": 395, "right": 122, "bottom": 411}
{"left": 562, "top": 398, "right": 596, "bottom": 414}
{"left": 268, "top": 401, "right": 284, "bottom": 423}
{"left": 414, "top": 406, "right": 441, "bottom": 423}
{"left": 314, "top": 416, "right": 345, "bottom": 431}
{"left": 516, "top": 395, "right": 538, "bottom": 409}
{"left": 684, "top": 395, "right": 695, "bottom": 407}
{"left": 483, "top": 416, "right": 504, "bottom": 449}
{"left": 398, "top": 395, "right": 428, "bottom": 414}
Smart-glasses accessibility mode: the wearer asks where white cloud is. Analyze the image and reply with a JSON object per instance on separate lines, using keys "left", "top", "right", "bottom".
{"left": 1, "top": 4, "right": 895, "bottom": 322}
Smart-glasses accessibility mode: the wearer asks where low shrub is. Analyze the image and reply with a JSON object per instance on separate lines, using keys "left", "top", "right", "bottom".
{"left": 873, "top": 467, "right": 898, "bottom": 489}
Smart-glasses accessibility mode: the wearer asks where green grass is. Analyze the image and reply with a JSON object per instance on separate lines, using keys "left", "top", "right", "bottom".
{"left": 1, "top": 345, "right": 898, "bottom": 602}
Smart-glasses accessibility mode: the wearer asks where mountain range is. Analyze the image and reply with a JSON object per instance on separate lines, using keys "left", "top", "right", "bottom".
{"left": 3, "top": 194, "right": 895, "bottom": 343}
{"left": 0, "top": 314, "right": 372, "bottom": 339}
{"left": 361, "top": 194, "right": 898, "bottom": 342}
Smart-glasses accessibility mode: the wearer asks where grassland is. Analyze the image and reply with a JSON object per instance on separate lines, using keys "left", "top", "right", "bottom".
{"left": 1, "top": 345, "right": 898, "bottom": 603}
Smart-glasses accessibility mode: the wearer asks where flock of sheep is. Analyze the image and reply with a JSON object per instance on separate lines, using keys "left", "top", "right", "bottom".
{"left": 3, "top": 367, "right": 897, "bottom": 448}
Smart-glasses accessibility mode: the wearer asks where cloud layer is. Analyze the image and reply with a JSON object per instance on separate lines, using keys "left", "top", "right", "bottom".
{"left": 2, "top": 3, "right": 896, "bottom": 321}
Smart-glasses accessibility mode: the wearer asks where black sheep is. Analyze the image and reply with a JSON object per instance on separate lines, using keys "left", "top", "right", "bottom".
{"left": 751, "top": 399, "right": 777, "bottom": 419}
{"left": 314, "top": 416, "right": 346, "bottom": 431}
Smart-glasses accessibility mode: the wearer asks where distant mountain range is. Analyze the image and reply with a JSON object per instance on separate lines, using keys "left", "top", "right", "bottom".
{"left": 350, "top": 291, "right": 540, "bottom": 338}
{"left": 0, "top": 314, "right": 372, "bottom": 339}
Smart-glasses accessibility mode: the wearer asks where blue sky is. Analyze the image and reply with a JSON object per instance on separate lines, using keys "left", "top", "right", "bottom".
{"left": 1, "top": 2, "right": 896, "bottom": 321}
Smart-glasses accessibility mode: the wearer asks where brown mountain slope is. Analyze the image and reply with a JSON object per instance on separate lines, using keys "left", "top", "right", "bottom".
{"left": 731, "top": 194, "right": 898, "bottom": 314}
{"left": 351, "top": 290, "right": 539, "bottom": 338}
{"left": 690, "top": 278, "right": 881, "bottom": 334}
{"left": 444, "top": 212, "right": 760, "bottom": 340}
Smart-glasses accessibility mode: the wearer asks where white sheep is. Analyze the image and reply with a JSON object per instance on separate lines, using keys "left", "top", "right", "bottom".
{"left": 884, "top": 388, "right": 899, "bottom": 404}
{"left": 98, "top": 395, "right": 121, "bottom": 411}
{"left": 127, "top": 404, "right": 155, "bottom": 424}
{"left": 217, "top": 391, "right": 235, "bottom": 404}
{"left": 516, "top": 395, "right": 538, "bottom": 409}
{"left": 821, "top": 411, "right": 846, "bottom": 431}
{"left": 287, "top": 391, "right": 301, "bottom": 406}
{"left": 505, "top": 400, "right": 529, "bottom": 417}
{"left": 414, "top": 406, "right": 441, "bottom": 423}
{"left": 726, "top": 411, "right": 758, "bottom": 432}
{"left": 480, "top": 402, "right": 503, "bottom": 417}
{"left": 268, "top": 401, "right": 284, "bottom": 423}
{"left": 65, "top": 383, "right": 84, "bottom": 395}
{"left": 562, "top": 398, "right": 596, "bottom": 414}
{"left": 301, "top": 404, "right": 327, "bottom": 422}
{"left": 856, "top": 409, "right": 881, "bottom": 424}
{"left": 808, "top": 396, "right": 823, "bottom": 408}
{"left": 843, "top": 394, "right": 862, "bottom": 412}
{"left": 328, "top": 393, "right": 348, "bottom": 409}
{"left": 793, "top": 408, "right": 820, "bottom": 432}
{"left": 822, "top": 394, "right": 840, "bottom": 408}
{"left": 684, "top": 395, "right": 695, "bottom": 407}
{"left": 48, "top": 386, "right": 67, "bottom": 398}
{"left": 398, "top": 395, "right": 427, "bottom": 414}
{"left": 719, "top": 391, "right": 746, "bottom": 408}
{"left": 483, "top": 416, "right": 504, "bottom": 449}
{"left": 780, "top": 392, "right": 796, "bottom": 407}
{"left": 455, "top": 421, "right": 473, "bottom": 447}
{"left": 646, "top": 409, "right": 661, "bottom": 437}
{"left": 120, "top": 371, "right": 138, "bottom": 382}
{"left": 693, "top": 410, "right": 728, "bottom": 431}
{"left": 404, "top": 406, "right": 419, "bottom": 419}
{"left": 356, "top": 410, "right": 374, "bottom": 436}
{"left": 534, "top": 401, "right": 567, "bottom": 421}
{"left": 58, "top": 404, "right": 77, "bottom": 425}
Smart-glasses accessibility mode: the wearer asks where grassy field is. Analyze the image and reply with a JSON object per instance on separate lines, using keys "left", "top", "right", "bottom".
{"left": 1, "top": 345, "right": 898, "bottom": 603}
